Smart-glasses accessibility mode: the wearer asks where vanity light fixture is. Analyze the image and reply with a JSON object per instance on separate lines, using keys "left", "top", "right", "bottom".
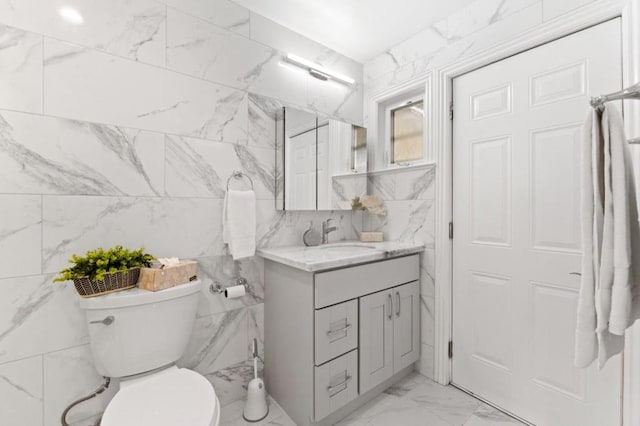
{"left": 59, "top": 6, "right": 84, "bottom": 24}
{"left": 285, "top": 53, "right": 355, "bottom": 86}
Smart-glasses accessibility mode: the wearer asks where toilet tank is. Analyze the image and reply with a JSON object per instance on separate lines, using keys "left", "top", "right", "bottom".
{"left": 79, "top": 280, "right": 201, "bottom": 378}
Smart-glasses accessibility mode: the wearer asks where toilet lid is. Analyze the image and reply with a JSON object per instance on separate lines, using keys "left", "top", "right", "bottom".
{"left": 102, "top": 368, "right": 218, "bottom": 426}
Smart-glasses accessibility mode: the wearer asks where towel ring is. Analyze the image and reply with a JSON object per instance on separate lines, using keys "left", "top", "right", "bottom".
{"left": 226, "top": 170, "right": 254, "bottom": 190}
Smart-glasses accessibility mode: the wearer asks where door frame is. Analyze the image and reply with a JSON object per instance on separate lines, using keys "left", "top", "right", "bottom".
{"left": 431, "top": 1, "right": 640, "bottom": 424}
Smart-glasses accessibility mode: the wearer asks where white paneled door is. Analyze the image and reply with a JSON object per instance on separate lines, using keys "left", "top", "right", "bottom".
{"left": 452, "top": 19, "right": 623, "bottom": 426}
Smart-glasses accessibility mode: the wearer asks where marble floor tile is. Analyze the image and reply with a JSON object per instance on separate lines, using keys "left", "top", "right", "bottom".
{"left": 215, "top": 371, "right": 524, "bottom": 426}
{"left": 220, "top": 396, "right": 295, "bottom": 426}
{"left": 336, "top": 372, "right": 526, "bottom": 426}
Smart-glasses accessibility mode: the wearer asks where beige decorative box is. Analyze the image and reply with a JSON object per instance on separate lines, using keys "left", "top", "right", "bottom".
{"left": 358, "top": 231, "right": 384, "bottom": 242}
{"left": 138, "top": 261, "right": 198, "bottom": 292}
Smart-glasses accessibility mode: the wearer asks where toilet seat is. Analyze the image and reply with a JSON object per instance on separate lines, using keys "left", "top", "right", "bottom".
{"left": 101, "top": 367, "right": 220, "bottom": 426}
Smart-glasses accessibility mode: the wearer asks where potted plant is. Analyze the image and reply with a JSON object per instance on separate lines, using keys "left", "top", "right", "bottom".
{"left": 54, "top": 245, "right": 155, "bottom": 297}
{"left": 351, "top": 195, "right": 386, "bottom": 242}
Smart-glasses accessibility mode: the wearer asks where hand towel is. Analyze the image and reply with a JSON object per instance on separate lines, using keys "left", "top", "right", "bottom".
{"left": 223, "top": 189, "right": 256, "bottom": 260}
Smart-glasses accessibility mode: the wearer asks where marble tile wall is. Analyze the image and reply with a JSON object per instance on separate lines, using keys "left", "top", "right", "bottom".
{"left": 362, "top": 0, "right": 614, "bottom": 380}
{"left": 0, "top": 1, "right": 362, "bottom": 424}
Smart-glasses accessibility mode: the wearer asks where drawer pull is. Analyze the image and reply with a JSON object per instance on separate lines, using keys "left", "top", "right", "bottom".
{"left": 387, "top": 293, "right": 392, "bottom": 320}
{"left": 396, "top": 291, "right": 401, "bottom": 317}
{"left": 326, "top": 323, "right": 352, "bottom": 337}
{"left": 327, "top": 374, "right": 352, "bottom": 394}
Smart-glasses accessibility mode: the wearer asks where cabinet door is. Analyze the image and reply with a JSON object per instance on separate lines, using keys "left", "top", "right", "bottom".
{"left": 359, "top": 289, "right": 394, "bottom": 394}
{"left": 393, "top": 280, "right": 420, "bottom": 372}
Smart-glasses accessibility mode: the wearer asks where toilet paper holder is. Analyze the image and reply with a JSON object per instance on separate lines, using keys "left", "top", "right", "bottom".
{"left": 209, "top": 277, "right": 249, "bottom": 294}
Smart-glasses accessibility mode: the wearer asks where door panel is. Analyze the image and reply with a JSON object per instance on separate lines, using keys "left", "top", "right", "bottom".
{"left": 393, "top": 281, "right": 420, "bottom": 372}
{"left": 359, "top": 289, "right": 393, "bottom": 394}
{"left": 452, "top": 19, "right": 622, "bottom": 426}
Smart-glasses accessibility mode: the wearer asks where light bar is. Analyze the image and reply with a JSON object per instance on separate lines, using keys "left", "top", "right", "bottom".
{"left": 285, "top": 53, "right": 355, "bottom": 86}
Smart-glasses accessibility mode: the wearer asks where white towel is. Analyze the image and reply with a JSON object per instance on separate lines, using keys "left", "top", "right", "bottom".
{"left": 575, "top": 108, "right": 600, "bottom": 368}
{"left": 575, "top": 105, "right": 640, "bottom": 369}
{"left": 223, "top": 189, "right": 256, "bottom": 260}
{"left": 606, "top": 106, "right": 640, "bottom": 335}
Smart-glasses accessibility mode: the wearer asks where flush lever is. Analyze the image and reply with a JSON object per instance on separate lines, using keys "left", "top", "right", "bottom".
{"left": 90, "top": 316, "right": 115, "bottom": 326}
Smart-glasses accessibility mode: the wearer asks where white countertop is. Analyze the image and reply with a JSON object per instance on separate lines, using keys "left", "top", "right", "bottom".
{"left": 257, "top": 240, "right": 425, "bottom": 272}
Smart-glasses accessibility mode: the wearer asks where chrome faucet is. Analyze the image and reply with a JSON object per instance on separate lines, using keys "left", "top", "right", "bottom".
{"left": 322, "top": 218, "right": 337, "bottom": 244}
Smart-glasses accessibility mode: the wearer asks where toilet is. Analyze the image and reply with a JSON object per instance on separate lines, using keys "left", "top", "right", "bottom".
{"left": 79, "top": 279, "right": 220, "bottom": 426}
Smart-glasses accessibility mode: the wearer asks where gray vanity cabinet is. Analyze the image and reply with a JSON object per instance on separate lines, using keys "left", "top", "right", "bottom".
{"left": 264, "top": 254, "right": 420, "bottom": 426}
{"left": 359, "top": 281, "right": 420, "bottom": 394}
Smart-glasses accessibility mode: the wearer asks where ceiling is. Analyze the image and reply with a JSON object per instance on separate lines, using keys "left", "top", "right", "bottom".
{"left": 234, "top": 0, "right": 476, "bottom": 63}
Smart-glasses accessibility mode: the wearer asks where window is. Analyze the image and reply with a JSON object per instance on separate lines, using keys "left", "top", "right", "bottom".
{"left": 383, "top": 93, "right": 425, "bottom": 167}
{"left": 390, "top": 100, "right": 424, "bottom": 164}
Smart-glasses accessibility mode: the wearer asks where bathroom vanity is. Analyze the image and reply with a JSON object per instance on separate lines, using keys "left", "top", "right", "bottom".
{"left": 259, "top": 242, "right": 424, "bottom": 426}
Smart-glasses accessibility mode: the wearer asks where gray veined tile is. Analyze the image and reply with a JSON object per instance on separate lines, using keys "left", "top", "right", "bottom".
{"left": 368, "top": 173, "right": 396, "bottom": 201}
{"left": 336, "top": 392, "right": 451, "bottom": 426}
{"left": 0, "top": 0, "right": 166, "bottom": 66}
{"left": 247, "top": 303, "right": 264, "bottom": 359}
{"left": 159, "top": 0, "right": 250, "bottom": 37}
{"left": 248, "top": 93, "right": 284, "bottom": 150}
{"left": 164, "top": 134, "right": 276, "bottom": 200}
{"left": 395, "top": 165, "right": 436, "bottom": 200}
{"left": 0, "top": 195, "right": 41, "bottom": 279}
{"left": 421, "top": 295, "right": 435, "bottom": 347}
{"left": 0, "top": 274, "right": 88, "bottom": 365}
{"left": 0, "top": 110, "right": 164, "bottom": 196}
{"left": 167, "top": 8, "right": 277, "bottom": 90}
{"left": 403, "top": 378, "right": 482, "bottom": 425}
{"left": 43, "top": 38, "right": 248, "bottom": 144}
{"left": 195, "top": 256, "right": 264, "bottom": 318}
{"left": 0, "top": 24, "right": 42, "bottom": 114}
{"left": 43, "top": 345, "right": 118, "bottom": 426}
{"left": 420, "top": 249, "right": 436, "bottom": 298}
{"left": 179, "top": 308, "right": 248, "bottom": 375}
{"left": 164, "top": 135, "right": 231, "bottom": 199}
{"left": 417, "top": 343, "right": 436, "bottom": 380}
{"left": 219, "top": 395, "right": 294, "bottom": 426}
{"left": 42, "top": 196, "right": 223, "bottom": 274}
{"left": 204, "top": 359, "right": 260, "bottom": 406}
{"left": 331, "top": 174, "right": 367, "bottom": 210}
{"left": 0, "top": 356, "right": 43, "bottom": 426}
{"left": 464, "top": 404, "right": 525, "bottom": 425}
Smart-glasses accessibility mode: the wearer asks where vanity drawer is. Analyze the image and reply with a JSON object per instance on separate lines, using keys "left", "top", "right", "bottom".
{"left": 315, "top": 299, "right": 358, "bottom": 365}
{"left": 314, "top": 349, "right": 358, "bottom": 421}
{"left": 314, "top": 255, "right": 419, "bottom": 308}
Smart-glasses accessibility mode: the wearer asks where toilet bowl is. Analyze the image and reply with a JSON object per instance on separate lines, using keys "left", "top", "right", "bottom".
{"left": 79, "top": 280, "right": 220, "bottom": 426}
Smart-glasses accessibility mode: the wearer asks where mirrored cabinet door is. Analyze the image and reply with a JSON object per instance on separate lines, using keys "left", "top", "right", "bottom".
{"left": 276, "top": 106, "right": 367, "bottom": 211}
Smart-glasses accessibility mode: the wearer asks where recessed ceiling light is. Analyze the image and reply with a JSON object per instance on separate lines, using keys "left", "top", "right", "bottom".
{"left": 285, "top": 53, "right": 355, "bottom": 85}
{"left": 59, "top": 7, "right": 84, "bottom": 24}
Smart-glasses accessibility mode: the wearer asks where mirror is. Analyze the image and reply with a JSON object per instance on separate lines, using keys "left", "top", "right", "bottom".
{"left": 276, "top": 107, "right": 367, "bottom": 211}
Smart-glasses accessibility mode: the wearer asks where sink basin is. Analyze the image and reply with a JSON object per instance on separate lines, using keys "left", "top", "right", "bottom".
{"left": 317, "top": 244, "right": 379, "bottom": 251}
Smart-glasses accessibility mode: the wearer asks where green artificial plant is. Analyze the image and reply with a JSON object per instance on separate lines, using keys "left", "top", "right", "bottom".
{"left": 54, "top": 245, "right": 155, "bottom": 282}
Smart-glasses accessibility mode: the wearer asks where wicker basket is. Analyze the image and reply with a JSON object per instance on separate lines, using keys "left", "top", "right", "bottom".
{"left": 72, "top": 268, "right": 141, "bottom": 298}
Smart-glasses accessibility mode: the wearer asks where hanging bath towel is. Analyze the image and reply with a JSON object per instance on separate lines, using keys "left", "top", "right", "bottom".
{"left": 575, "top": 105, "right": 640, "bottom": 369}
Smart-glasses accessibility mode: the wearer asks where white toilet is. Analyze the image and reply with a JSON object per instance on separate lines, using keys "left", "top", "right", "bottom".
{"left": 79, "top": 279, "right": 220, "bottom": 426}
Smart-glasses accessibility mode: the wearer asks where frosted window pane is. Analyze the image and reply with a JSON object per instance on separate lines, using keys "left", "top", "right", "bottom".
{"left": 392, "top": 101, "right": 424, "bottom": 163}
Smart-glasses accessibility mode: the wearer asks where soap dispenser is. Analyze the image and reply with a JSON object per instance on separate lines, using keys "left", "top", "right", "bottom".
{"left": 302, "top": 221, "right": 321, "bottom": 246}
